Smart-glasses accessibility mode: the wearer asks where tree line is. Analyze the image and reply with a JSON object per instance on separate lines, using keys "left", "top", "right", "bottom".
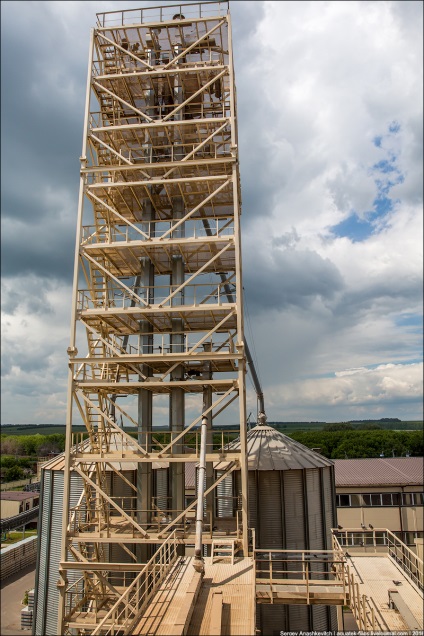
{"left": 1, "top": 428, "right": 422, "bottom": 481}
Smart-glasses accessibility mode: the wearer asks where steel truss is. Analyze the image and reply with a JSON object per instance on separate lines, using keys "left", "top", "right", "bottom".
{"left": 58, "top": 2, "right": 248, "bottom": 634}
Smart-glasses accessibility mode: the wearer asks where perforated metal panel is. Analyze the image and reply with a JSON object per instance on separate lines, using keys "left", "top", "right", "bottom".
{"left": 258, "top": 472, "right": 283, "bottom": 549}
{"left": 248, "top": 472, "right": 257, "bottom": 532}
{"left": 323, "top": 466, "right": 336, "bottom": 548}
{"left": 155, "top": 468, "right": 168, "bottom": 511}
{"left": 34, "top": 470, "right": 84, "bottom": 636}
{"left": 258, "top": 604, "right": 287, "bottom": 636}
{"left": 216, "top": 471, "right": 233, "bottom": 518}
{"left": 283, "top": 470, "right": 305, "bottom": 550}
{"left": 289, "top": 605, "right": 310, "bottom": 631}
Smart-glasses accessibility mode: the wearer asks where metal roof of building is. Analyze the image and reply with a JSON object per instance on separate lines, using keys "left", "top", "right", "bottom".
{"left": 0, "top": 491, "right": 39, "bottom": 501}
{"left": 334, "top": 457, "right": 423, "bottom": 487}
{"left": 217, "top": 425, "right": 333, "bottom": 471}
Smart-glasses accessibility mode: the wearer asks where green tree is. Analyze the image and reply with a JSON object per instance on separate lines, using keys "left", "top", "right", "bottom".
{"left": 5, "top": 465, "right": 25, "bottom": 481}
{"left": 323, "top": 423, "right": 353, "bottom": 432}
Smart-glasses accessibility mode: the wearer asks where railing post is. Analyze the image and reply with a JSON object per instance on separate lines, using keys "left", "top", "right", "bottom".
{"left": 269, "top": 552, "right": 273, "bottom": 603}
{"left": 362, "top": 594, "right": 367, "bottom": 631}
{"left": 356, "top": 583, "right": 361, "bottom": 628}
{"left": 306, "top": 560, "right": 310, "bottom": 604}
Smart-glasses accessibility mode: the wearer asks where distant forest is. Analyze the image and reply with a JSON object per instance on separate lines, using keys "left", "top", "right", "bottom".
{"left": 1, "top": 418, "right": 422, "bottom": 437}
{"left": 1, "top": 421, "right": 423, "bottom": 480}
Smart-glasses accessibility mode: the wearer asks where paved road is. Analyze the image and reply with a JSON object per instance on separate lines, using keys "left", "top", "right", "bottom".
{"left": 1, "top": 564, "right": 36, "bottom": 635}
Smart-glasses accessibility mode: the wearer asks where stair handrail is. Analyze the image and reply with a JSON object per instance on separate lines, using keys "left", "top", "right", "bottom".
{"left": 90, "top": 529, "right": 178, "bottom": 635}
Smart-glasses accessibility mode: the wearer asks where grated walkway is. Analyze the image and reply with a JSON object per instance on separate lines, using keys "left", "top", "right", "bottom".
{"left": 347, "top": 555, "right": 423, "bottom": 631}
{"left": 187, "top": 558, "right": 255, "bottom": 635}
{"left": 132, "top": 556, "right": 254, "bottom": 636}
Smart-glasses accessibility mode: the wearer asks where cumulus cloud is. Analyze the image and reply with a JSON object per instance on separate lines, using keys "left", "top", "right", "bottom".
{"left": 266, "top": 362, "right": 423, "bottom": 421}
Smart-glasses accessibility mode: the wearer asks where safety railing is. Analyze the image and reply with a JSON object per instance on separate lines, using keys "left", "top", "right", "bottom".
{"left": 96, "top": 2, "right": 229, "bottom": 28}
{"left": 88, "top": 530, "right": 179, "bottom": 635}
{"left": 68, "top": 499, "right": 241, "bottom": 541}
{"left": 92, "top": 51, "right": 227, "bottom": 79}
{"left": 72, "top": 333, "right": 235, "bottom": 361}
{"left": 86, "top": 139, "right": 232, "bottom": 165}
{"left": 254, "top": 548, "right": 348, "bottom": 603}
{"left": 77, "top": 281, "right": 236, "bottom": 311}
{"left": 71, "top": 428, "right": 240, "bottom": 459}
{"left": 332, "top": 528, "right": 423, "bottom": 592}
{"left": 254, "top": 546, "right": 381, "bottom": 631}
{"left": 81, "top": 219, "right": 234, "bottom": 245}
{"left": 87, "top": 98, "right": 231, "bottom": 128}
{"left": 387, "top": 530, "right": 424, "bottom": 591}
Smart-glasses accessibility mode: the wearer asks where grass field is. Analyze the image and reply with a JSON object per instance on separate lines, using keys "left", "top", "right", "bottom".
{"left": 0, "top": 529, "right": 37, "bottom": 546}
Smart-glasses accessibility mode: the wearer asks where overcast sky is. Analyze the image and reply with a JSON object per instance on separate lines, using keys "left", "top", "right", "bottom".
{"left": 1, "top": 0, "right": 423, "bottom": 425}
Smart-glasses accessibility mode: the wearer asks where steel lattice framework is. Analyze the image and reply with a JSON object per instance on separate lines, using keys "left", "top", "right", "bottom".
{"left": 58, "top": 2, "right": 248, "bottom": 633}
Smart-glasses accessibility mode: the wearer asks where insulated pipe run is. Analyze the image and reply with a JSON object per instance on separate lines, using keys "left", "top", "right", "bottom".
{"left": 193, "top": 415, "right": 208, "bottom": 573}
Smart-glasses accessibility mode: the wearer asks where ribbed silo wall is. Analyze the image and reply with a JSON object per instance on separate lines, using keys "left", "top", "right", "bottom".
{"left": 155, "top": 467, "right": 169, "bottom": 511}
{"left": 33, "top": 466, "right": 141, "bottom": 635}
{"left": 250, "top": 466, "right": 337, "bottom": 634}
{"left": 33, "top": 468, "right": 84, "bottom": 636}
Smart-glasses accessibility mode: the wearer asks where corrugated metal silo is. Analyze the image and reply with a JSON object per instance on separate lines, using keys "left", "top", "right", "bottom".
{"left": 33, "top": 456, "right": 84, "bottom": 636}
{"left": 217, "top": 423, "right": 338, "bottom": 635}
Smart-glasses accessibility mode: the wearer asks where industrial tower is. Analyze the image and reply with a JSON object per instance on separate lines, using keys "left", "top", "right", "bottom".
{"left": 58, "top": 2, "right": 249, "bottom": 633}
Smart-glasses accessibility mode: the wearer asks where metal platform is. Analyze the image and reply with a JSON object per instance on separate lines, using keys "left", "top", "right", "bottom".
{"left": 132, "top": 556, "right": 255, "bottom": 635}
{"left": 346, "top": 554, "right": 423, "bottom": 631}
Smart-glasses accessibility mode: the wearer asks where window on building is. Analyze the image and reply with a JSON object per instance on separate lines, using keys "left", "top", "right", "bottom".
{"left": 381, "top": 493, "right": 392, "bottom": 505}
{"left": 337, "top": 494, "right": 351, "bottom": 507}
{"left": 336, "top": 491, "right": 424, "bottom": 507}
{"left": 416, "top": 493, "right": 424, "bottom": 505}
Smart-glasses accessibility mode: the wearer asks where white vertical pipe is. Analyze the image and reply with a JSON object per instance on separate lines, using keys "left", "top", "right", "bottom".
{"left": 193, "top": 416, "right": 208, "bottom": 573}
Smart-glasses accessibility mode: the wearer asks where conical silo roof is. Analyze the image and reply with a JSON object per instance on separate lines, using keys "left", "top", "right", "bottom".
{"left": 218, "top": 424, "right": 333, "bottom": 471}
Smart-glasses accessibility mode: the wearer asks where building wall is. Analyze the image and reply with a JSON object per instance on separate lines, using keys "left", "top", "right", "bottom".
{"left": 336, "top": 485, "right": 423, "bottom": 546}
{"left": 1, "top": 496, "right": 39, "bottom": 519}
{"left": 0, "top": 500, "right": 21, "bottom": 519}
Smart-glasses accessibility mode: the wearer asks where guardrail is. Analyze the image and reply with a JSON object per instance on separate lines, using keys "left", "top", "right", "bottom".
{"left": 89, "top": 530, "right": 179, "bottom": 635}
{"left": 96, "top": 2, "right": 229, "bottom": 27}
{"left": 332, "top": 528, "right": 423, "bottom": 592}
{"left": 254, "top": 548, "right": 349, "bottom": 605}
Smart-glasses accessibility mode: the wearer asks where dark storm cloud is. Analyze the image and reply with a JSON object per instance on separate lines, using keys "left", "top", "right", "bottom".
{"left": 230, "top": 1, "right": 283, "bottom": 223}
{"left": 243, "top": 246, "right": 344, "bottom": 314}
{"left": 1, "top": 3, "right": 83, "bottom": 284}
{"left": 1, "top": 208, "right": 75, "bottom": 281}
{"left": 1, "top": 2, "right": 84, "bottom": 230}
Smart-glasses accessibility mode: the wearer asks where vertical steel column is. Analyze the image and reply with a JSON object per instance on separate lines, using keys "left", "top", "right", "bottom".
{"left": 228, "top": 10, "right": 249, "bottom": 555}
{"left": 57, "top": 28, "right": 94, "bottom": 634}
{"left": 170, "top": 42, "right": 185, "bottom": 520}
{"left": 136, "top": 43, "right": 157, "bottom": 562}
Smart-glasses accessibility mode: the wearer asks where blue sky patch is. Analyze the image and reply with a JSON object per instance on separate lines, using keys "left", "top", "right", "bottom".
{"left": 388, "top": 120, "right": 401, "bottom": 134}
{"left": 331, "top": 214, "right": 374, "bottom": 242}
{"left": 394, "top": 314, "right": 423, "bottom": 330}
{"left": 331, "top": 122, "right": 405, "bottom": 242}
